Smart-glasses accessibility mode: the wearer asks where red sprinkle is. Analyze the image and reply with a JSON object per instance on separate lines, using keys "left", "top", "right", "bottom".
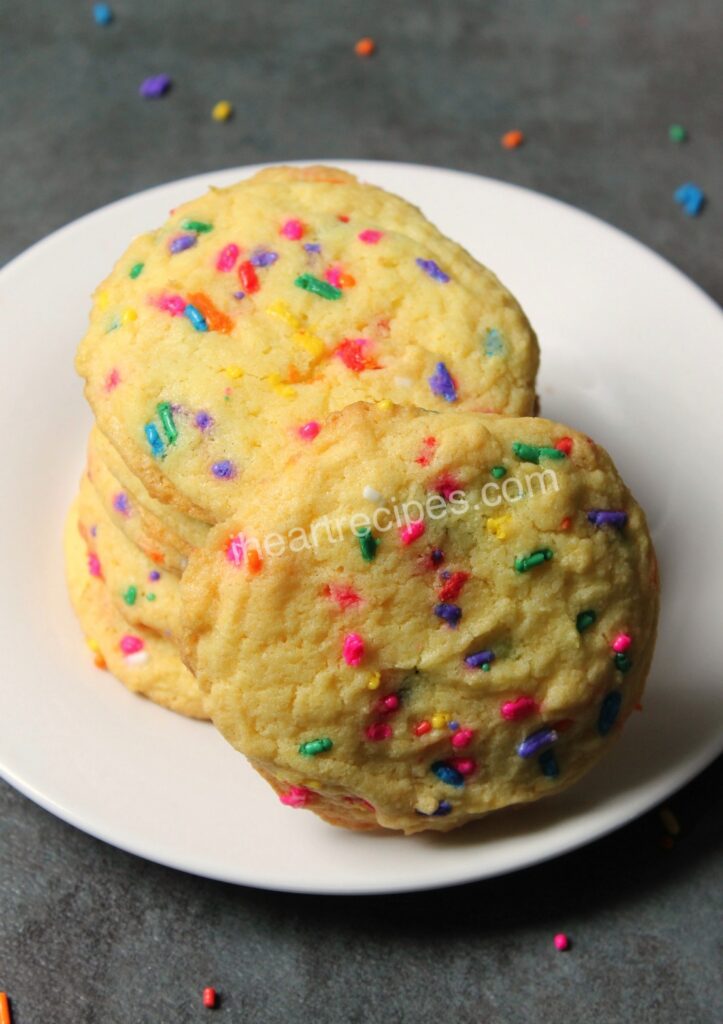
{"left": 366, "top": 722, "right": 392, "bottom": 741}
{"left": 437, "top": 571, "right": 470, "bottom": 602}
{"left": 238, "top": 260, "right": 260, "bottom": 294}
{"left": 323, "top": 583, "right": 362, "bottom": 609}
{"left": 555, "top": 436, "right": 573, "bottom": 456}
{"left": 335, "top": 337, "right": 380, "bottom": 372}
{"left": 414, "top": 721, "right": 432, "bottom": 736}
{"left": 553, "top": 933, "right": 570, "bottom": 952}
{"left": 202, "top": 987, "right": 218, "bottom": 1008}
{"left": 415, "top": 436, "right": 438, "bottom": 466}
{"left": 377, "top": 694, "right": 400, "bottom": 714}
{"left": 449, "top": 757, "right": 476, "bottom": 776}
{"left": 400, "top": 520, "right": 426, "bottom": 545}
{"left": 559, "top": 516, "right": 572, "bottom": 531}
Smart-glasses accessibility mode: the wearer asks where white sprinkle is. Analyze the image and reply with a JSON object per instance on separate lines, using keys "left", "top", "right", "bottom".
{"left": 394, "top": 376, "right": 412, "bottom": 388}
{"left": 125, "top": 650, "right": 149, "bottom": 667}
{"left": 363, "top": 485, "right": 382, "bottom": 503}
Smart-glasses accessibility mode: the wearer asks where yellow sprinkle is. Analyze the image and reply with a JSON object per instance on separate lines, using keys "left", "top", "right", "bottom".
{"left": 302, "top": 780, "right": 320, "bottom": 790}
{"left": 268, "top": 373, "right": 296, "bottom": 398}
{"left": 266, "top": 300, "right": 300, "bottom": 329}
{"left": 659, "top": 806, "right": 680, "bottom": 836}
{"left": 431, "top": 713, "right": 449, "bottom": 730}
{"left": 486, "top": 514, "right": 511, "bottom": 540}
{"left": 86, "top": 638, "right": 100, "bottom": 653}
{"left": 293, "top": 329, "right": 326, "bottom": 359}
{"left": 367, "top": 672, "right": 381, "bottom": 691}
{"left": 96, "top": 290, "right": 110, "bottom": 310}
{"left": 224, "top": 365, "right": 244, "bottom": 380}
{"left": 121, "top": 308, "right": 138, "bottom": 324}
{"left": 376, "top": 399, "right": 393, "bottom": 411}
{"left": 212, "top": 100, "right": 233, "bottom": 122}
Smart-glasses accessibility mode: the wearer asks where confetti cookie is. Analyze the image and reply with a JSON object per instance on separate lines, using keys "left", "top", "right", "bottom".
{"left": 78, "top": 474, "right": 181, "bottom": 637}
{"left": 181, "top": 403, "right": 659, "bottom": 834}
{"left": 76, "top": 165, "right": 539, "bottom": 525}
{"left": 87, "top": 426, "right": 205, "bottom": 574}
{"left": 64, "top": 501, "right": 208, "bottom": 719}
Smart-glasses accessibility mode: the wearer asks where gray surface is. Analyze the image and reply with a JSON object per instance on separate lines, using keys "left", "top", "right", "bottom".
{"left": 0, "top": 1, "right": 721, "bottom": 1021}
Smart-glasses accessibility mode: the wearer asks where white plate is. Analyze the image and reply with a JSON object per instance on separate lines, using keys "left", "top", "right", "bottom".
{"left": 1, "top": 161, "right": 721, "bottom": 895}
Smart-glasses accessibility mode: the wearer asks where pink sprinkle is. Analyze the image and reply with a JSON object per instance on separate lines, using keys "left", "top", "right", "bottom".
{"left": 612, "top": 632, "right": 632, "bottom": 653}
{"left": 434, "top": 472, "right": 463, "bottom": 502}
{"left": 358, "top": 229, "right": 383, "bottom": 244}
{"left": 365, "top": 722, "right": 392, "bottom": 741}
{"left": 298, "top": 420, "right": 321, "bottom": 441}
{"left": 400, "top": 520, "right": 426, "bottom": 545}
{"left": 216, "top": 243, "right": 240, "bottom": 271}
{"left": 158, "top": 293, "right": 187, "bottom": 316}
{"left": 279, "top": 786, "right": 313, "bottom": 808}
{"left": 377, "top": 694, "right": 399, "bottom": 714}
{"left": 225, "top": 532, "right": 246, "bottom": 566}
{"left": 554, "top": 933, "right": 570, "bottom": 952}
{"left": 87, "top": 552, "right": 102, "bottom": 578}
{"left": 451, "top": 728, "right": 474, "bottom": 749}
{"left": 281, "top": 218, "right": 304, "bottom": 240}
{"left": 104, "top": 368, "right": 120, "bottom": 392}
{"left": 449, "top": 757, "right": 476, "bottom": 776}
{"left": 324, "top": 264, "right": 343, "bottom": 287}
{"left": 501, "top": 696, "right": 539, "bottom": 721}
{"left": 120, "top": 634, "right": 144, "bottom": 655}
{"left": 323, "top": 583, "right": 362, "bottom": 609}
{"left": 343, "top": 632, "right": 365, "bottom": 666}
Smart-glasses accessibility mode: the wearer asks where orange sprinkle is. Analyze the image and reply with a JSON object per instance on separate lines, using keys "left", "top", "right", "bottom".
{"left": 559, "top": 516, "right": 572, "bottom": 531}
{"left": 94, "top": 653, "right": 108, "bottom": 671}
{"left": 187, "top": 291, "right": 234, "bottom": 334}
{"left": 287, "top": 364, "right": 302, "bottom": 383}
{"left": 338, "top": 272, "right": 356, "bottom": 288}
{"left": 354, "top": 37, "right": 376, "bottom": 57}
{"left": 149, "top": 551, "right": 165, "bottom": 565}
{"left": 0, "top": 993, "right": 12, "bottom": 1024}
{"left": 247, "top": 549, "right": 263, "bottom": 575}
{"left": 501, "top": 129, "right": 525, "bottom": 149}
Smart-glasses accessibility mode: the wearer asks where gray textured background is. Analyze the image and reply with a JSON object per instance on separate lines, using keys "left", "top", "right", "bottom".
{"left": 1, "top": 2, "right": 721, "bottom": 1022}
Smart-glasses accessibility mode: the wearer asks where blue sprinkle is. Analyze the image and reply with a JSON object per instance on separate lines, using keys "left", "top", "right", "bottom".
{"left": 448, "top": 721, "right": 460, "bottom": 731}
{"left": 169, "top": 233, "right": 197, "bottom": 255}
{"left": 303, "top": 243, "right": 321, "bottom": 253}
{"left": 465, "top": 649, "right": 495, "bottom": 669}
{"left": 184, "top": 303, "right": 208, "bottom": 332}
{"left": 430, "top": 548, "right": 444, "bottom": 565}
{"left": 233, "top": 290, "right": 246, "bottom": 300}
{"left": 517, "top": 726, "right": 558, "bottom": 759}
{"left": 539, "top": 749, "right": 559, "bottom": 778}
{"left": 195, "top": 410, "right": 213, "bottom": 431}
{"left": 598, "top": 691, "right": 622, "bottom": 736}
{"left": 139, "top": 74, "right": 172, "bottom": 99}
{"left": 416, "top": 257, "right": 450, "bottom": 283}
{"left": 250, "top": 249, "right": 279, "bottom": 268}
{"left": 484, "top": 327, "right": 505, "bottom": 356}
{"left": 212, "top": 459, "right": 236, "bottom": 479}
{"left": 428, "top": 361, "right": 457, "bottom": 402}
{"left": 431, "top": 762, "right": 464, "bottom": 787}
{"left": 112, "top": 492, "right": 130, "bottom": 516}
{"left": 434, "top": 602, "right": 462, "bottom": 627}
{"left": 433, "top": 800, "right": 452, "bottom": 816}
{"left": 587, "top": 509, "right": 628, "bottom": 530}
{"left": 93, "top": 3, "right": 113, "bottom": 25}
{"left": 148, "top": 570, "right": 161, "bottom": 581}
{"left": 674, "top": 182, "right": 706, "bottom": 217}
{"left": 144, "top": 423, "right": 165, "bottom": 459}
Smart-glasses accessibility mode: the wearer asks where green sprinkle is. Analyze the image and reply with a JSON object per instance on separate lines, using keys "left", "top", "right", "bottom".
{"left": 490, "top": 465, "right": 507, "bottom": 479}
{"left": 576, "top": 610, "right": 597, "bottom": 633}
{"left": 514, "top": 549, "right": 554, "bottom": 573}
{"left": 123, "top": 585, "right": 137, "bottom": 606}
{"left": 129, "top": 262, "right": 145, "bottom": 279}
{"left": 146, "top": 593, "right": 156, "bottom": 602}
{"left": 294, "top": 274, "right": 342, "bottom": 300}
{"left": 482, "top": 663, "right": 491, "bottom": 672}
{"left": 537, "top": 446, "right": 566, "bottom": 460}
{"left": 181, "top": 219, "right": 213, "bottom": 233}
{"left": 668, "top": 124, "right": 687, "bottom": 143}
{"left": 512, "top": 442, "right": 565, "bottom": 463}
{"left": 156, "top": 402, "right": 178, "bottom": 445}
{"left": 299, "top": 737, "right": 333, "bottom": 757}
{"left": 614, "top": 652, "right": 633, "bottom": 673}
{"left": 356, "top": 527, "right": 379, "bottom": 562}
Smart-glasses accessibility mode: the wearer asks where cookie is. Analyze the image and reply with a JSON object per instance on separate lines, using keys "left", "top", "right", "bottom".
{"left": 78, "top": 473, "right": 181, "bottom": 637}
{"left": 64, "top": 499, "right": 208, "bottom": 719}
{"left": 181, "top": 403, "right": 659, "bottom": 833}
{"left": 76, "top": 165, "right": 539, "bottom": 524}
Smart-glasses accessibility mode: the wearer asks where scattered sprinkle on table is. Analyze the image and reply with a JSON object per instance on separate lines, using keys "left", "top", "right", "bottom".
{"left": 674, "top": 182, "right": 705, "bottom": 216}
{"left": 202, "top": 986, "right": 218, "bottom": 1009}
{"left": 355, "top": 37, "right": 376, "bottom": 57}
{"left": 501, "top": 129, "right": 525, "bottom": 149}
{"left": 93, "top": 3, "right": 113, "bottom": 25}
{"left": 139, "top": 74, "right": 172, "bottom": 100}
{"left": 212, "top": 100, "right": 233, "bottom": 122}
{"left": 659, "top": 805, "right": 680, "bottom": 836}
{"left": 0, "top": 993, "right": 11, "bottom": 1024}
{"left": 553, "top": 933, "right": 570, "bottom": 951}
{"left": 668, "top": 123, "right": 687, "bottom": 143}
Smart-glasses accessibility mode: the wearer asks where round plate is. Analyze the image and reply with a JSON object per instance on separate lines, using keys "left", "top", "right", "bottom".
{"left": 1, "top": 162, "right": 721, "bottom": 894}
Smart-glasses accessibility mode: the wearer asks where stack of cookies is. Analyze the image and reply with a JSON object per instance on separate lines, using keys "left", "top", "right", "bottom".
{"left": 67, "top": 166, "right": 659, "bottom": 833}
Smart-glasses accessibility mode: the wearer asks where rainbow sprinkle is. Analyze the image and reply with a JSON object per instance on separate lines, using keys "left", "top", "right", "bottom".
{"left": 434, "top": 603, "right": 462, "bottom": 627}
{"left": 416, "top": 258, "right": 450, "bottom": 283}
{"left": 587, "top": 509, "right": 628, "bottom": 529}
{"left": 512, "top": 442, "right": 566, "bottom": 463}
{"left": 517, "top": 726, "right": 558, "bottom": 758}
{"left": 168, "top": 234, "right": 196, "bottom": 254}
{"left": 294, "top": 274, "right": 341, "bottom": 300}
{"left": 156, "top": 402, "right": 177, "bottom": 445}
{"left": 428, "top": 362, "right": 457, "bottom": 402}
{"left": 356, "top": 527, "right": 379, "bottom": 562}
{"left": 299, "top": 738, "right": 333, "bottom": 757}
{"left": 184, "top": 304, "right": 208, "bottom": 332}
{"left": 514, "top": 549, "right": 553, "bottom": 573}
{"left": 431, "top": 761, "right": 464, "bottom": 787}
{"left": 576, "top": 609, "right": 596, "bottom": 632}
{"left": 144, "top": 423, "right": 165, "bottom": 458}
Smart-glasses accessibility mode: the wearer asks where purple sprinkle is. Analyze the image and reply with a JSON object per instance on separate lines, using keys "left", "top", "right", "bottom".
{"left": 250, "top": 249, "right": 279, "bottom": 268}
{"left": 139, "top": 74, "right": 172, "bottom": 99}
{"left": 195, "top": 410, "right": 213, "bottom": 431}
{"left": 233, "top": 290, "right": 246, "bottom": 300}
{"left": 169, "top": 234, "right": 196, "bottom": 255}
{"left": 112, "top": 492, "right": 131, "bottom": 517}
{"left": 428, "top": 361, "right": 457, "bottom": 402}
{"left": 587, "top": 509, "right": 628, "bottom": 530}
{"left": 211, "top": 459, "right": 236, "bottom": 479}
{"left": 303, "top": 243, "right": 321, "bottom": 253}
{"left": 416, "top": 257, "right": 450, "bottom": 283}
{"left": 434, "top": 602, "right": 462, "bottom": 627}
{"left": 89, "top": 525, "right": 97, "bottom": 538}
{"left": 148, "top": 570, "right": 161, "bottom": 581}
{"left": 465, "top": 649, "right": 495, "bottom": 668}
{"left": 517, "top": 727, "right": 558, "bottom": 759}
